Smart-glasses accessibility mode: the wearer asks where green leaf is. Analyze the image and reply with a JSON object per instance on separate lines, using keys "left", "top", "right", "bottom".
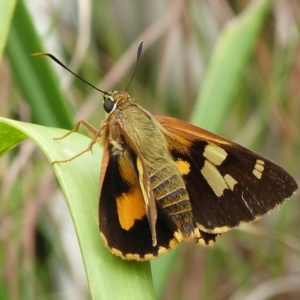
{"left": 0, "top": 0, "right": 16, "bottom": 60}
{"left": 0, "top": 117, "right": 155, "bottom": 300}
{"left": 5, "top": 0, "right": 73, "bottom": 128}
{"left": 191, "top": 0, "right": 272, "bottom": 133}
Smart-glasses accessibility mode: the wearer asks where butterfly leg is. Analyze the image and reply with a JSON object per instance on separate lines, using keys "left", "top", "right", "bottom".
{"left": 52, "top": 121, "right": 106, "bottom": 164}
{"left": 54, "top": 120, "right": 97, "bottom": 140}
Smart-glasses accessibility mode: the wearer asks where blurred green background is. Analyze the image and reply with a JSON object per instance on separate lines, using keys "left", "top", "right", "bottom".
{"left": 0, "top": 0, "right": 299, "bottom": 299}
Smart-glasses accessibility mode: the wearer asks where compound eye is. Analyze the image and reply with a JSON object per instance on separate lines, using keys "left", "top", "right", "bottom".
{"left": 103, "top": 97, "right": 116, "bottom": 113}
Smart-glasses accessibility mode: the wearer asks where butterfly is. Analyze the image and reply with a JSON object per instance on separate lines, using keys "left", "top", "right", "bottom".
{"left": 34, "top": 42, "right": 298, "bottom": 261}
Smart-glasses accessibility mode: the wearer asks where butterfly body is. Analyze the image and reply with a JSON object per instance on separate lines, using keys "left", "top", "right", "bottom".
{"left": 98, "top": 92, "right": 202, "bottom": 259}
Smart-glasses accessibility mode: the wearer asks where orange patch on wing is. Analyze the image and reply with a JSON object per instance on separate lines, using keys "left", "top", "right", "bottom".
{"left": 118, "top": 155, "right": 137, "bottom": 185}
{"left": 116, "top": 187, "right": 146, "bottom": 230}
{"left": 176, "top": 159, "right": 191, "bottom": 175}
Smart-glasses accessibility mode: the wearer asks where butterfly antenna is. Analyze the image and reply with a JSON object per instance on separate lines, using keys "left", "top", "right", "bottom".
{"left": 124, "top": 40, "right": 144, "bottom": 92}
{"left": 32, "top": 53, "right": 108, "bottom": 95}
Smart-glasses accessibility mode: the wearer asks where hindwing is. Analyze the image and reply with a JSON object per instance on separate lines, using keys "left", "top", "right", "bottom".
{"left": 99, "top": 143, "right": 179, "bottom": 260}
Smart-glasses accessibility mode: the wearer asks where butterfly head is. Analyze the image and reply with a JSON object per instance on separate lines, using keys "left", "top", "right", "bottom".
{"left": 103, "top": 91, "right": 131, "bottom": 114}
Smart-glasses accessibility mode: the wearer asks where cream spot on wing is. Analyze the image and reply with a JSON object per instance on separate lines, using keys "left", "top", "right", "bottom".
{"left": 224, "top": 174, "right": 238, "bottom": 191}
{"left": 253, "top": 159, "right": 265, "bottom": 179}
{"left": 203, "top": 143, "right": 228, "bottom": 165}
{"left": 125, "top": 253, "right": 141, "bottom": 260}
{"left": 197, "top": 222, "right": 232, "bottom": 234}
{"left": 201, "top": 160, "right": 228, "bottom": 197}
{"left": 174, "top": 231, "right": 184, "bottom": 242}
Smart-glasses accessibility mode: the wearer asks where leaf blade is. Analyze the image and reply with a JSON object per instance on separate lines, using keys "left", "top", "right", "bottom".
{"left": 0, "top": 117, "right": 155, "bottom": 300}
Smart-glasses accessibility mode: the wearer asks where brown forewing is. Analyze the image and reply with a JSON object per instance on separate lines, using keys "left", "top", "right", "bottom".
{"left": 156, "top": 115, "right": 298, "bottom": 233}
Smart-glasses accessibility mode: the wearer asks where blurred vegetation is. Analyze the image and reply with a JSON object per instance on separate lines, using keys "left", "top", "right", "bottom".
{"left": 0, "top": 0, "right": 300, "bottom": 299}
